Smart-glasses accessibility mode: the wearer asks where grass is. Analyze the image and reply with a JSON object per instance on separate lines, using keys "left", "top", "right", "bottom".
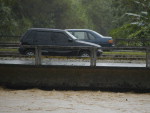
{"left": 0, "top": 48, "right": 18, "bottom": 52}
{"left": 104, "top": 51, "right": 146, "bottom": 56}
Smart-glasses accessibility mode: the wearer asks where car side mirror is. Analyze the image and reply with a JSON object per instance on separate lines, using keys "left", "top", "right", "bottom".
{"left": 68, "top": 38, "right": 73, "bottom": 42}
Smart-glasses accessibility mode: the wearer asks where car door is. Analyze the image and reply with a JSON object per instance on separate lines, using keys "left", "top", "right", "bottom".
{"left": 51, "top": 32, "right": 75, "bottom": 55}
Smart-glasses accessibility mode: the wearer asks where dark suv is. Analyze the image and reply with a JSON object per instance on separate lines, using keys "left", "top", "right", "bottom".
{"left": 19, "top": 28, "right": 102, "bottom": 57}
{"left": 66, "top": 29, "right": 114, "bottom": 47}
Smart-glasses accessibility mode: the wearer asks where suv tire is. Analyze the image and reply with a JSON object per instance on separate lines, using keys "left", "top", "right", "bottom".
{"left": 79, "top": 51, "right": 90, "bottom": 57}
{"left": 25, "top": 50, "right": 35, "bottom": 56}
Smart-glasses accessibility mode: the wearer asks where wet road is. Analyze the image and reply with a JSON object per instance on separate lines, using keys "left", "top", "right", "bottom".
{"left": 0, "top": 88, "right": 149, "bottom": 113}
{"left": 0, "top": 58, "right": 146, "bottom": 67}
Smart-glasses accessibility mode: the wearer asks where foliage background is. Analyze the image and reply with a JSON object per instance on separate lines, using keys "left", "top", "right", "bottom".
{"left": 0, "top": 0, "right": 149, "bottom": 45}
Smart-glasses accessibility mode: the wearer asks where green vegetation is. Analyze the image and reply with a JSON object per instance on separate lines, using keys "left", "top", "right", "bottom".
{"left": 110, "top": 0, "right": 150, "bottom": 46}
{"left": 0, "top": 0, "right": 149, "bottom": 46}
{"left": 104, "top": 51, "right": 146, "bottom": 56}
{"left": 0, "top": 48, "right": 18, "bottom": 52}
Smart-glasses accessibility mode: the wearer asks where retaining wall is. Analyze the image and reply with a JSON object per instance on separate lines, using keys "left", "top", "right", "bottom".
{"left": 0, "top": 64, "right": 150, "bottom": 91}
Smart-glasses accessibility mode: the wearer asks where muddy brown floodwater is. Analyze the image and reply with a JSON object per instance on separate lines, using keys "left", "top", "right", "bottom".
{"left": 0, "top": 87, "right": 150, "bottom": 113}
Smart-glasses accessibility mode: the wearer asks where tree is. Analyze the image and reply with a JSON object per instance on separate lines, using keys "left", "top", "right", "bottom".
{"left": 110, "top": 0, "right": 150, "bottom": 46}
{"left": 0, "top": 0, "right": 17, "bottom": 35}
{"left": 82, "top": 0, "right": 113, "bottom": 35}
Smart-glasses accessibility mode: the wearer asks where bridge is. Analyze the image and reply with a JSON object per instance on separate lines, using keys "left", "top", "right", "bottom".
{"left": 0, "top": 44, "right": 150, "bottom": 91}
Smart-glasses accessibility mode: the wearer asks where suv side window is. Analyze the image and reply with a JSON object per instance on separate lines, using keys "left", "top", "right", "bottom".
{"left": 23, "top": 31, "right": 36, "bottom": 44}
{"left": 52, "top": 32, "right": 69, "bottom": 45}
{"left": 35, "top": 31, "right": 52, "bottom": 45}
{"left": 73, "top": 32, "right": 88, "bottom": 40}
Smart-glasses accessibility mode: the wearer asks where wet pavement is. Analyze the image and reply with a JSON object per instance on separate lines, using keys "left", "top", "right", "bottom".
{"left": 0, "top": 58, "right": 146, "bottom": 67}
{"left": 0, "top": 88, "right": 149, "bottom": 113}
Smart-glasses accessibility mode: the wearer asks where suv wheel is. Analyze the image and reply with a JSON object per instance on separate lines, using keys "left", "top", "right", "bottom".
{"left": 79, "top": 51, "right": 90, "bottom": 57}
{"left": 25, "top": 50, "right": 35, "bottom": 56}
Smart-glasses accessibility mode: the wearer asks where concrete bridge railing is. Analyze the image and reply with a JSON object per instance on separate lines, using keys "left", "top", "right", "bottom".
{"left": 22, "top": 45, "right": 150, "bottom": 68}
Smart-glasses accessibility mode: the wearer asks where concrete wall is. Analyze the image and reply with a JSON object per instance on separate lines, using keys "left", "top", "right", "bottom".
{"left": 0, "top": 64, "right": 150, "bottom": 91}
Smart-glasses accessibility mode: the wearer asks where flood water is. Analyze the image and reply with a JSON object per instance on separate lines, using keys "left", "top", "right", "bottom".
{"left": 0, "top": 88, "right": 149, "bottom": 113}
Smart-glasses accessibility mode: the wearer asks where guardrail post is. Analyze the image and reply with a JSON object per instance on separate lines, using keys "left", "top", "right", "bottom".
{"left": 146, "top": 47, "right": 150, "bottom": 68}
{"left": 90, "top": 47, "right": 97, "bottom": 67}
{"left": 35, "top": 46, "right": 41, "bottom": 65}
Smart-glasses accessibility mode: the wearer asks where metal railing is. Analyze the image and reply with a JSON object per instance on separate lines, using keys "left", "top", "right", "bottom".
{"left": 22, "top": 45, "right": 150, "bottom": 67}
{"left": 0, "top": 35, "right": 20, "bottom": 43}
{"left": 22, "top": 45, "right": 98, "bottom": 66}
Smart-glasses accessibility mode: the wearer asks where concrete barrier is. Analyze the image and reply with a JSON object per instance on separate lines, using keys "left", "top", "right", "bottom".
{"left": 0, "top": 64, "right": 150, "bottom": 91}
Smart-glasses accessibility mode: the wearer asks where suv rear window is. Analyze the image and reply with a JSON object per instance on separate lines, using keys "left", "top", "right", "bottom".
{"left": 22, "top": 30, "right": 36, "bottom": 44}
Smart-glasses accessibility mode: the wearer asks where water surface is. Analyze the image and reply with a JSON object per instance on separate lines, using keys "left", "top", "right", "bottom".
{"left": 0, "top": 88, "right": 149, "bottom": 113}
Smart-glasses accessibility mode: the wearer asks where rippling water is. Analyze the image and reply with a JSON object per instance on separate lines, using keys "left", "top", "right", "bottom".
{"left": 0, "top": 88, "right": 149, "bottom": 113}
